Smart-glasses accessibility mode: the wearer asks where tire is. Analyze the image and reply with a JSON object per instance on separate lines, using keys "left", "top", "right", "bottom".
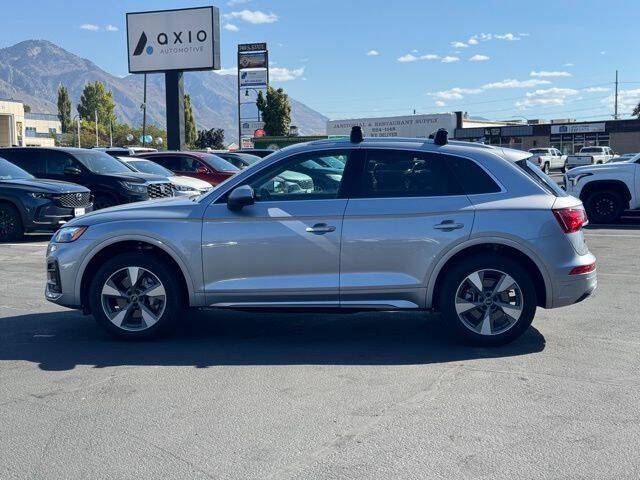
{"left": 88, "top": 252, "right": 182, "bottom": 339}
{"left": 561, "top": 161, "right": 568, "bottom": 174}
{"left": 438, "top": 253, "right": 537, "bottom": 346}
{"left": 0, "top": 203, "right": 24, "bottom": 242}
{"left": 93, "top": 193, "right": 116, "bottom": 210}
{"left": 584, "top": 189, "right": 624, "bottom": 224}
{"left": 543, "top": 162, "right": 550, "bottom": 175}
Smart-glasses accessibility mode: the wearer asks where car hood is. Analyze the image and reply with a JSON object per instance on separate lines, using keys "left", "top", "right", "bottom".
{"left": 0, "top": 178, "right": 88, "bottom": 193}
{"left": 65, "top": 196, "right": 199, "bottom": 227}
{"left": 568, "top": 162, "right": 635, "bottom": 175}
{"left": 101, "top": 172, "right": 169, "bottom": 183}
{"left": 170, "top": 175, "right": 212, "bottom": 190}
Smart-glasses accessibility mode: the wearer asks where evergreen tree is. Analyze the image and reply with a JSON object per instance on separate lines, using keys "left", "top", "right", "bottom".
{"left": 184, "top": 94, "right": 197, "bottom": 146}
{"left": 57, "top": 85, "right": 72, "bottom": 133}
{"left": 256, "top": 86, "right": 292, "bottom": 136}
{"left": 77, "top": 81, "right": 116, "bottom": 126}
{"left": 194, "top": 128, "right": 225, "bottom": 150}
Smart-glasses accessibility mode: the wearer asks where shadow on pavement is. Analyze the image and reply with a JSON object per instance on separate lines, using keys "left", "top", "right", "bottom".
{"left": 0, "top": 309, "right": 546, "bottom": 371}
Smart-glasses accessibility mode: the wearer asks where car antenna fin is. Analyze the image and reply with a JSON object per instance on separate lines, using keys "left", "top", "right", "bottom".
{"left": 431, "top": 128, "right": 448, "bottom": 146}
{"left": 350, "top": 126, "right": 363, "bottom": 143}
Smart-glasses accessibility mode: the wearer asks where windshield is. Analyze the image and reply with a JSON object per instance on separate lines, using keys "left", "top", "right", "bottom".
{"left": 610, "top": 153, "right": 638, "bottom": 163}
{"left": 74, "top": 150, "right": 133, "bottom": 174}
{"left": 201, "top": 154, "right": 240, "bottom": 173}
{"left": 126, "top": 159, "right": 173, "bottom": 176}
{"left": 515, "top": 159, "right": 567, "bottom": 197}
{"left": 0, "top": 157, "right": 34, "bottom": 180}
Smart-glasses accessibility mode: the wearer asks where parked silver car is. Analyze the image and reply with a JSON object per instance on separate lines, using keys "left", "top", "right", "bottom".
{"left": 45, "top": 131, "right": 596, "bottom": 345}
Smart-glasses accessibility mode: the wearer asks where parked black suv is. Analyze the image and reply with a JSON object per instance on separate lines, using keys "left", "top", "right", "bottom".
{"left": 0, "top": 147, "right": 174, "bottom": 210}
{"left": 0, "top": 157, "right": 92, "bottom": 241}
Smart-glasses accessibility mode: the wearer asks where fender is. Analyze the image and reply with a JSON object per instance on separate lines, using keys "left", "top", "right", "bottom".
{"left": 73, "top": 233, "right": 204, "bottom": 307}
{"left": 425, "top": 234, "right": 553, "bottom": 309}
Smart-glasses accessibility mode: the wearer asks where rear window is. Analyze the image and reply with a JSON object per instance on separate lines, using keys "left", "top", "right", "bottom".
{"left": 529, "top": 149, "right": 548, "bottom": 154}
{"left": 515, "top": 160, "right": 567, "bottom": 197}
{"left": 447, "top": 155, "right": 502, "bottom": 194}
{"left": 581, "top": 147, "right": 603, "bottom": 153}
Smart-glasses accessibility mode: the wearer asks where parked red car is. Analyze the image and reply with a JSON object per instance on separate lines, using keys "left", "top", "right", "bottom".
{"left": 135, "top": 151, "right": 239, "bottom": 186}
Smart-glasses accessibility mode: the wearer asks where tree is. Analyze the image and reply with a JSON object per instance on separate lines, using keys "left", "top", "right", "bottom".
{"left": 184, "top": 94, "right": 197, "bottom": 146}
{"left": 57, "top": 85, "right": 72, "bottom": 133}
{"left": 633, "top": 102, "right": 640, "bottom": 118}
{"left": 23, "top": 104, "right": 31, "bottom": 113}
{"left": 256, "top": 86, "right": 292, "bottom": 136}
{"left": 77, "top": 81, "right": 116, "bottom": 127}
{"left": 194, "top": 128, "right": 225, "bottom": 150}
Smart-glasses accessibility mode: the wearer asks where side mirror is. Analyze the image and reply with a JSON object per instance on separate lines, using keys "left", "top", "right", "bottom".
{"left": 227, "top": 185, "right": 255, "bottom": 211}
{"left": 64, "top": 166, "right": 82, "bottom": 175}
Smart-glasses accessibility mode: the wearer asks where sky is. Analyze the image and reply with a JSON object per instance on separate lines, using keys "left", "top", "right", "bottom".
{"left": 2, "top": 0, "right": 640, "bottom": 122}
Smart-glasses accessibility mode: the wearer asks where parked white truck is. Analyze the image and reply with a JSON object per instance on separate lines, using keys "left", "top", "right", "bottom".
{"left": 566, "top": 146, "right": 616, "bottom": 170}
{"left": 564, "top": 153, "right": 640, "bottom": 223}
{"left": 528, "top": 148, "right": 567, "bottom": 173}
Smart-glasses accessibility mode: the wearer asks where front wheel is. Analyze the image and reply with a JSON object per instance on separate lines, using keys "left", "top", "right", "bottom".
{"left": 542, "top": 162, "right": 550, "bottom": 175}
{"left": 89, "top": 252, "right": 182, "bottom": 339}
{"left": 439, "top": 254, "right": 537, "bottom": 346}
{"left": 0, "top": 204, "right": 23, "bottom": 242}
{"left": 585, "top": 189, "right": 624, "bottom": 224}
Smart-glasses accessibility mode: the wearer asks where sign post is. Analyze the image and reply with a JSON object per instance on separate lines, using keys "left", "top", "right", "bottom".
{"left": 237, "top": 43, "right": 268, "bottom": 148}
{"left": 126, "top": 6, "right": 220, "bottom": 150}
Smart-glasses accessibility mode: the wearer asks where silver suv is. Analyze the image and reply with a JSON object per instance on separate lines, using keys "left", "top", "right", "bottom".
{"left": 45, "top": 132, "right": 596, "bottom": 345}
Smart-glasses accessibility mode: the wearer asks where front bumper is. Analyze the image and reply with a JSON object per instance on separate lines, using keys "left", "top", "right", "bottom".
{"left": 29, "top": 203, "right": 94, "bottom": 232}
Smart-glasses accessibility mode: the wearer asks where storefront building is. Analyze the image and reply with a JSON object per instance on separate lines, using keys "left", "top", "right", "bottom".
{"left": 455, "top": 118, "right": 640, "bottom": 155}
{"left": 0, "top": 99, "right": 60, "bottom": 147}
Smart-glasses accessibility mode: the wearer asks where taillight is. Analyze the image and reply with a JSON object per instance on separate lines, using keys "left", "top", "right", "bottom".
{"left": 553, "top": 207, "right": 588, "bottom": 233}
{"left": 570, "top": 263, "right": 596, "bottom": 275}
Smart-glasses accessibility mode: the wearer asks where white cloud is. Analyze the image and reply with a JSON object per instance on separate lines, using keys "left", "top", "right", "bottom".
{"left": 227, "top": 0, "right": 250, "bottom": 5}
{"left": 366, "top": 50, "right": 379, "bottom": 56}
{"left": 478, "top": 33, "right": 493, "bottom": 41}
{"left": 432, "top": 87, "right": 483, "bottom": 100}
{"left": 516, "top": 87, "right": 579, "bottom": 109}
{"left": 451, "top": 41, "right": 468, "bottom": 48}
{"left": 223, "top": 23, "right": 239, "bottom": 32}
{"left": 483, "top": 78, "right": 551, "bottom": 89}
{"left": 530, "top": 70, "right": 572, "bottom": 78}
{"left": 435, "top": 100, "right": 446, "bottom": 107}
{"left": 411, "top": 49, "right": 418, "bottom": 53}
{"left": 564, "top": 63, "right": 574, "bottom": 67}
{"left": 421, "top": 54, "right": 440, "bottom": 60}
{"left": 467, "top": 37, "right": 478, "bottom": 45}
{"left": 398, "top": 53, "right": 418, "bottom": 63}
{"left": 518, "top": 33, "right": 530, "bottom": 37}
{"left": 469, "top": 54, "right": 489, "bottom": 62}
{"left": 584, "top": 87, "right": 610, "bottom": 93}
{"left": 494, "top": 33, "right": 520, "bottom": 41}
{"left": 601, "top": 50, "right": 607, "bottom": 55}
{"left": 215, "top": 67, "right": 238, "bottom": 75}
{"left": 441, "top": 56, "right": 460, "bottom": 63}
{"left": 602, "top": 88, "right": 640, "bottom": 115}
{"left": 224, "top": 10, "right": 278, "bottom": 24}
{"left": 105, "top": 24, "right": 118, "bottom": 32}
{"left": 80, "top": 24, "right": 99, "bottom": 31}
{"left": 270, "top": 66, "right": 305, "bottom": 81}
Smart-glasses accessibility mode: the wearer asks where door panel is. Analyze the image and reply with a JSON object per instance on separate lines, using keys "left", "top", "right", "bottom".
{"left": 340, "top": 149, "right": 475, "bottom": 308}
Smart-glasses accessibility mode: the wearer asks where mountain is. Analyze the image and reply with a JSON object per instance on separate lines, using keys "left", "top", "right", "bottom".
{"left": 0, "top": 40, "right": 328, "bottom": 141}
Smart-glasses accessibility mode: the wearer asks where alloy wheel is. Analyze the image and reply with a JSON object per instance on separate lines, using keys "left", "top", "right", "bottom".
{"left": 101, "top": 266, "right": 167, "bottom": 331}
{"left": 0, "top": 209, "right": 17, "bottom": 240}
{"left": 454, "top": 269, "right": 523, "bottom": 336}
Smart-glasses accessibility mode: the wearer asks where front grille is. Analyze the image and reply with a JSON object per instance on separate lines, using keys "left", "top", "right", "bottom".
{"left": 147, "top": 183, "right": 174, "bottom": 199}
{"left": 57, "top": 192, "right": 91, "bottom": 207}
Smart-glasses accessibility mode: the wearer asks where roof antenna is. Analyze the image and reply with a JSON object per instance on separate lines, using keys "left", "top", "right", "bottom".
{"left": 350, "top": 126, "right": 363, "bottom": 143}
{"left": 432, "top": 128, "right": 448, "bottom": 146}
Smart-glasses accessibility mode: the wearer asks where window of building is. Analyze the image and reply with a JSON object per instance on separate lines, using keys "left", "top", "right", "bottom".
{"left": 25, "top": 127, "right": 36, "bottom": 138}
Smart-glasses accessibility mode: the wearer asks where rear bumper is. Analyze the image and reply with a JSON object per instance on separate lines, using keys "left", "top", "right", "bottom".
{"left": 551, "top": 266, "right": 597, "bottom": 308}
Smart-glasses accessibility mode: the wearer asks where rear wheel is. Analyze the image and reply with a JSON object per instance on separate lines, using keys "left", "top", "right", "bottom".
{"left": 584, "top": 189, "right": 624, "bottom": 224}
{"left": 439, "top": 254, "right": 537, "bottom": 346}
{"left": 89, "top": 252, "right": 182, "bottom": 339}
{"left": 561, "top": 161, "right": 568, "bottom": 174}
{"left": 542, "top": 162, "right": 550, "bottom": 175}
{"left": 0, "top": 204, "right": 23, "bottom": 242}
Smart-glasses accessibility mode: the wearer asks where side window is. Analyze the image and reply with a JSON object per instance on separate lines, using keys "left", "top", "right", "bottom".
{"left": 247, "top": 151, "right": 348, "bottom": 201}
{"left": 2, "top": 150, "right": 46, "bottom": 176}
{"left": 447, "top": 155, "right": 502, "bottom": 195}
{"left": 46, "top": 151, "right": 74, "bottom": 175}
{"left": 151, "top": 156, "right": 179, "bottom": 171}
{"left": 178, "top": 156, "right": 204, "bottom": 173}
{"left": 360, "top": 150, "right": 463, "bottom": 198}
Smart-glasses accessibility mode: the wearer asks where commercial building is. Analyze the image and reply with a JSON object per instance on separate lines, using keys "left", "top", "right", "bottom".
{"left": 455, "top": 118, "right": 640, "bottom": 155}
{"left": 0, "top": 99, "right": 61, "bottom": 148}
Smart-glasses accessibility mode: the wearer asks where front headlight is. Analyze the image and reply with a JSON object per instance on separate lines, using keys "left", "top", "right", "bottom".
{"left": 52, "top": 226, "right": 87, "bottom": 243}
{"left": 28, "top": 192, "right": 54, "bottom": 199}
{"left": 120, "top": 181, "right": 148, "bottom": 194}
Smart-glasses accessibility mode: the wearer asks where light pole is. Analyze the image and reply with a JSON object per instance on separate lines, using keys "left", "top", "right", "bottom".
{"left": 141, "top": 73, "right": 147, "bottom": 147}
{"left": 94, "top": 109, "right": 99, "bottom": 147}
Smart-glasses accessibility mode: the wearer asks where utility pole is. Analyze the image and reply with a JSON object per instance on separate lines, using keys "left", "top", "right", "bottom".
{"left": 614, "top": 70, "right": 619, "bottom": 120}
{"left": 77, "top": 117, "right": 81, "bottom": 148}
{"left": 109, "top": 120, "right": 113, "bottom": 147}
{"left": 94, "top": 109, "right": 98, "bottom": 146}
{"left": 142, "top": 73, "right": 147, "bottom": 147}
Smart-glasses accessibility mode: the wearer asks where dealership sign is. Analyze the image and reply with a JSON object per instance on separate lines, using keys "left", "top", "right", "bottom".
{"left": 326, "top": 114, "right": 457, "bottom": 138}
{"left": 238, "top": 52, "right": 267, "bottom": 69}
{"left": 551, "top": 123, "right": 606, "bottom": 134}
{"left": 238, "top": 43, "right": 267, "bottom": 52}
{"left": 240, "top": 70, "right": 268, "bottom": 87}
{"left": 241, "top": 121, "right": 265, "bottom": 136}
{"left": 126, "top": 6, "right": 220, "bottom": 73}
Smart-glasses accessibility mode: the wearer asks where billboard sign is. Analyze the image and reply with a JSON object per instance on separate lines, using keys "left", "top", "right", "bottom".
{"left": 238, "top": 52, "right": 267, "bottom": 69}
{"left": 238, "top": 43, "right": 267, "bottom": 52}
{"left": 240, "top": 70, "right": 268, "bottom": 87}
{"left": 241, "top": 121, "right": 265, "bottom": 136}
{"left": 326, "top": 114, "right": 457, "bottom": 138}
{"left": 551, "top": 123, "right": 606, "bottom": 134}
{"left": 127, "top": 6, "right": 220, "bottom": 73}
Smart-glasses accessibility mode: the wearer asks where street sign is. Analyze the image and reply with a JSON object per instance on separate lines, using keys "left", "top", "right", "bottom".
{"left": 241, "top": 121, "right": 265, "bottom": 136}
{"left": 240, "top": 70, "right": 268, "bottom": 87}
{"left": 238, "top": 52, "right": 267, "bottom": 69}
{"left": 126, "top": 6, "right": 220, "bottom": 73}
{"left": 238, "top": 43, "right": 267, "bottom": 52}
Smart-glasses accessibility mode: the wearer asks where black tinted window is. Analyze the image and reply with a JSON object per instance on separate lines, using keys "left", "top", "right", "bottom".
{"left": 361, "top": 150, "right": 463, "bottom": 198}
{"left": 447, "top": 156, "right": 501, "bottom": 194}
{"left": 0, "top": 150, "right": 46, "bottom": 176}
{"left": 178, "top": 156, "right": 204, "bottom": 173}
{"left": 147, "top": 156, "right": 179, "bottom": 171}
{"left": 46, "top": 151, "right": 73, "bottom": 175}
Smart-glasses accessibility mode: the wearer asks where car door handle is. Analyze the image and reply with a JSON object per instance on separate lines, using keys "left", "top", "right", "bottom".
{"left": 305, "top": 223, "right": 336, "bottom": 234}
{"left": 434, "top": 220, "right": 464, "bottom": 231}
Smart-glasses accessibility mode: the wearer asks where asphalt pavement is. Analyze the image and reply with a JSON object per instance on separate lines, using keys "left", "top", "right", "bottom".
{"left": 1, "top": 227, "right": 639, "bottom": 479}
